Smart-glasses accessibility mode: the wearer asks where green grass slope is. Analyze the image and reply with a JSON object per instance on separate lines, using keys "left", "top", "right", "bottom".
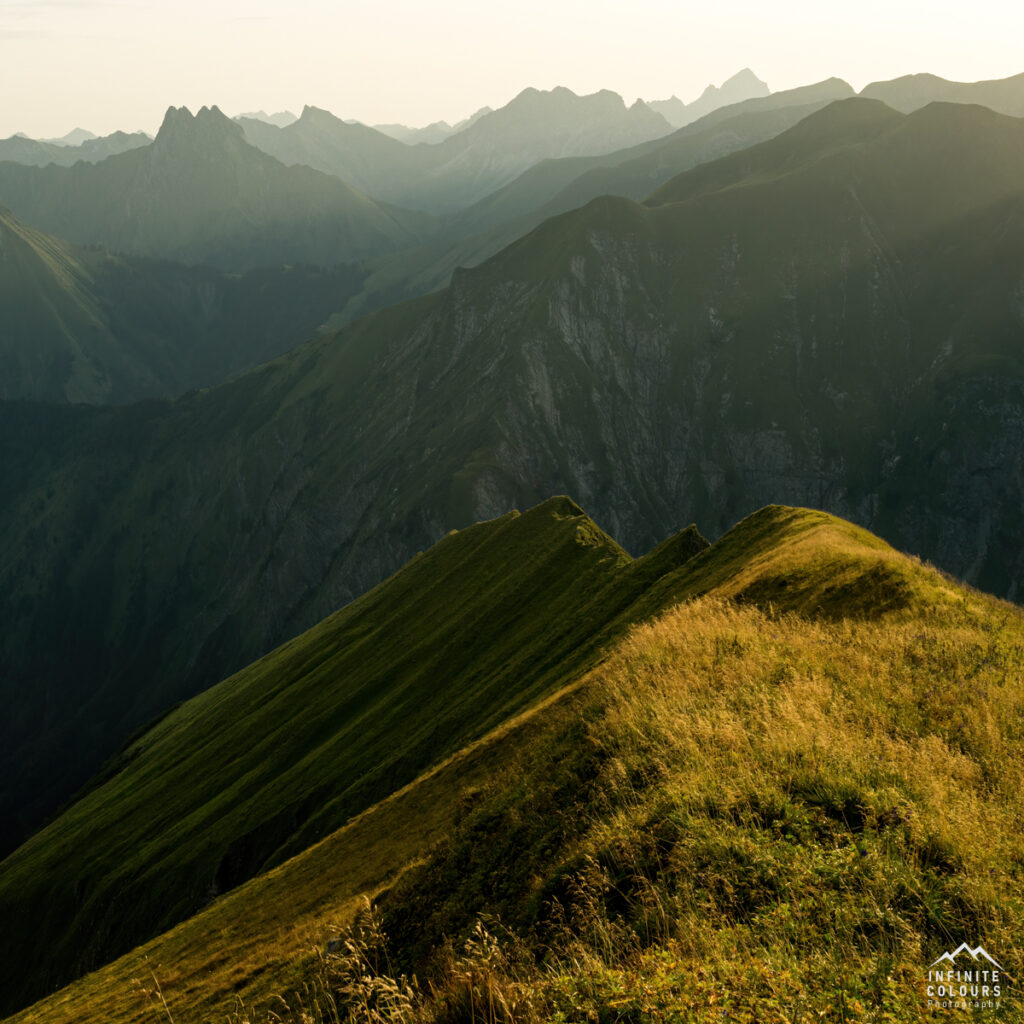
{"left": 0, "top": 497, "right": 709, "bottom": 1015}
{"left": 0, "top": 106, "right": 431, "bottom": 271}
{"left": 5, "top": 97, "right": 1024, "bottom": 871}
{"left": 0, "top": 206, "right": 367, "bottom": 402}
{"left": 8, "top": 505, "right": 1024, "bottom": 1023}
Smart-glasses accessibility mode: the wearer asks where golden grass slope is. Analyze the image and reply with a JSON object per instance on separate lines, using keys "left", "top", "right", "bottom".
{"left": 9, "top": 504, "right": 1024, "bottom": 1023}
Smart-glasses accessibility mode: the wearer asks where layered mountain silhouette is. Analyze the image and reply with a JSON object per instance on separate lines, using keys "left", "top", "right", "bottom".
{"left": 0, "top": 128, "right": 150, "bottom": 167}
{"left": 0, "top": 105, "right": 431, "bottom": 269}
{"left": 451, "top": 78, "right": 855, "bottom": 239}
{"left": 235, "top": 109, "right": 297, "bottom": 127}
{"left": 649, "top": 68, "right": 771, "bottom": 127}
{"left": 238, "top": 87, "right": 674, "bottom": 212}
{"left": 371, "top": 105, "right": 492, "bottom": 144}
{"left": 42, "top": 127, "right": 97, "bottom": 145}
{"left": 0, "top": 206, "right": 366, "bottom": 402}
{"left": 3, "top": 97, "right": 1024, "bottom": 875}
{"left": 321, "top": 80, "right": 862, "bottom": 329}
{"left": 861, "top": 70, "right": 1024, "bottom": 114}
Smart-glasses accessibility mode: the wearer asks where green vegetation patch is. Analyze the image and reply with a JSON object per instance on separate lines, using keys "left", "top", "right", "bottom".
{"left": 0, "top": 497, "right": 707, "bottom": 1014}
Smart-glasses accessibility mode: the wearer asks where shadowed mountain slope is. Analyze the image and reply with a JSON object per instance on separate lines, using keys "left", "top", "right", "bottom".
{"left": 0, "top": 206, "right": 366, "bottom": 402}
{"left": 3, "top": 97, "right": 1024, "bottom": 871}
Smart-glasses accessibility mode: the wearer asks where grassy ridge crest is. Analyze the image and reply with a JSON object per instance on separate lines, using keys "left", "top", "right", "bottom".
{"left": 9, "top": 503, "right": 1022, "bottom": 1022}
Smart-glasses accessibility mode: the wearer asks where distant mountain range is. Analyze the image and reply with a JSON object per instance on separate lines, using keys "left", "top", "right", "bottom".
{"left": 0, "top": 105, "right": 431, "bottom": 270}
{"left": 235, "top": 109, "right": 298, "bottom": 127}
{"left": 0, "top": 129, "right": 150, "bottom": 167}
{"left": 648, "top": 67, "right": 771, "bottom": 126}
{"left": 3, "top": 95, "right": 1024, "bottom": 883}
{"left": 371, "top": 104, "right": 493, "bottom": 144}
{"left": 327, "top": 79, "right": 857, "bottom": 328}
{"left": 0, "top": 77, "right": 859, "bottom": 405}
{"left": 861, "top": 70, "right": 1024, "bottom": 114}
{"left": 41, "top": 127, "right": 97, "bottom": 145}
{"left": 0, "top": 206, "right": 366, "bottom": 403}
{"left": 236, "top": 87, "right": 674, "bottom": 212}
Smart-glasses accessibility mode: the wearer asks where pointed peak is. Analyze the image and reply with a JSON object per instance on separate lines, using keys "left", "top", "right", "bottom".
{"left": 155, "top": 104, "right": 243, "bottom": 146}
{"left": 533, "top": 495, "right": 587, "bottom": 519}
{"left": 299, "top": 104, "right": 343, "bottom": 126}
{"left": 725, "top": 68, "right": 768, "bottom": 88}
{"left": 690, "top": 69, "right": 771, "bottom": 108}
{"left": 194, "top": 105, "right": 233, "bottom": 127}
{"left": 158, "top": 105, "right": 194, "bottom": 134}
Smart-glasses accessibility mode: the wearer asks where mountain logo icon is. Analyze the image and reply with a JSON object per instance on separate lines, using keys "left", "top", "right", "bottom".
{"left": 930, "top": 944, "right": 1004, "bottom": 972}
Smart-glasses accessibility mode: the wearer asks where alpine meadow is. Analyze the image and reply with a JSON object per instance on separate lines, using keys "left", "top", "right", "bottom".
{"left": 2, "top": 5, "right": 1024, "bottom": 1022}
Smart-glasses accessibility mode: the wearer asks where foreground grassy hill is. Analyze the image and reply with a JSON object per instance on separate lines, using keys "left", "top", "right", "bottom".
{"left": 6, "top": 504, "right": 1023, "bottom": 1023}
{"left": 0, "top": 497, "right": 709, "bottom": 1014}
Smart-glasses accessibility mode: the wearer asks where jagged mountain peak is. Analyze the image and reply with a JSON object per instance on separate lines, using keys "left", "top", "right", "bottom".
{"left": 298, "top": 103, "right": 342, "bottom": 124}
{"left": 694, "top": 67, "right": 770, "bottom": 103}
{"left": 155, "top": 104, "right": 244, "bottom": 147}
{"left": 503, "top": 86, "right": 627, "bottom": 114}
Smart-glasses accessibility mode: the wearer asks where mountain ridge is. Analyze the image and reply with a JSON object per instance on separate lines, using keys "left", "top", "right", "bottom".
{"left": 4, "top": 501, "right": 1021, "bottom": 1023}
{"left": 649, "top": 68, "right": 771, "bottom": 127}
{"left": 0, "top": 496, "right": 709, "bottom": 1013}
{"left": 3, "top": 96, "right": 1024, "bottom": 883}
{"left": 861, "top": 69, "right": 1024, "bottom": 114}
{"left": 0, "top": 105, "right": 431, "bottom": 269}
{"left": 237, "top": 86, "right": 674, "bottom": 212}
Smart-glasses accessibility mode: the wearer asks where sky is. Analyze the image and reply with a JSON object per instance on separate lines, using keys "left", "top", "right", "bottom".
{"left": 2, "top": 0, "right": 1023, "bottom": 138}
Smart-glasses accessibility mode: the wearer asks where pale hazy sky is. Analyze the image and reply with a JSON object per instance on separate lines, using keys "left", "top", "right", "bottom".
{"left": 2, "top": 0, "right": 1023, "bottom": 138}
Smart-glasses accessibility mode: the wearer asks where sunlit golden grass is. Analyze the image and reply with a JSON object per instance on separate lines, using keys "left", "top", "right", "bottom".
{"left": 8, "top": 506, "right": 1024, "bottom": 1023}
{"left": 362, "top": 537, "right": 1024, "bottom": 1021}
